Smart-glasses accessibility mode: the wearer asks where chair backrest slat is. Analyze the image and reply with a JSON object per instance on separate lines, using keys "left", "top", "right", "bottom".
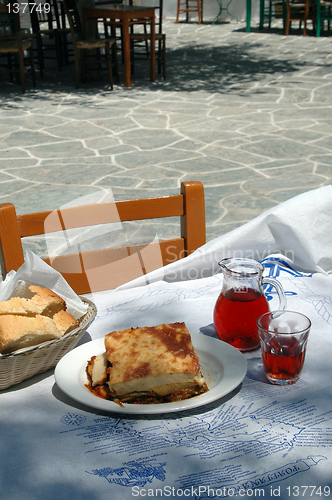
{"left": 17, "top": 195, "right": 185, "bottom": 237}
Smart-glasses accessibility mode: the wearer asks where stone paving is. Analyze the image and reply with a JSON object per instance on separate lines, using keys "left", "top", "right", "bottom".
{"left": 0, "top": 18, "right": 332, "bottom": 256}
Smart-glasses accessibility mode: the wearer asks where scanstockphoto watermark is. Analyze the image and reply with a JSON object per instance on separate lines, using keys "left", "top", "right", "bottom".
{"left": 164, "top": 245, "right": 296, "bottom": 283}
{"left": 131, "top": 485, "right": 266, "bottom": 497}
{"left": 165, "top": 245, "right": 296, "bottom": 267}
{"left": 131, "top": 485, "right": 332, "bottom": 498}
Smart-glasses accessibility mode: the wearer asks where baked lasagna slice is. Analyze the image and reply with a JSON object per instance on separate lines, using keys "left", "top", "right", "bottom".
{"left": 86, "top": 322, "right": 208, "bottom": 404}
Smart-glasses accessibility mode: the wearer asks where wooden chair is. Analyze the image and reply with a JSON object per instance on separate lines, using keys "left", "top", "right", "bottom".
{"left": 28, "top": 0, "right": 71, "bottom": 76}
{"left": 285, "top": 0, "right": 314, "bottom": 34}
{"left": 130, "top": 0, "right": 166, "bottom": 79}
{"left": 63, "top": 0, "right": 117, "bottom": 89}
{"left": 0, "top": 181, "right": 206, "bottom": 294}
{"left": 0, "top": 4, "right": 36, "bottom": 93}
{"left": 176, "top": 0, "right": 203, "bottom": 24}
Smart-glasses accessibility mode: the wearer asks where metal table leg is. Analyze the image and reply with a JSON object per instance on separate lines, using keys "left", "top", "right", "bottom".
{"left": 246, "top": 0, "right": 252, "bottom": 31}
{"left": 212, "top": 0, "right": 238, "bottom": 24}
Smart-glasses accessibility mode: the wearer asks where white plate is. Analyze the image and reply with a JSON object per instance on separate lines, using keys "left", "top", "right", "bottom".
{"left": 54, "top": 333, "right": 247, "bottom": 415}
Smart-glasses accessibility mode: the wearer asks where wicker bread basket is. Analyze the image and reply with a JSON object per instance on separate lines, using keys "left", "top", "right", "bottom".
{"left": 0, "top": 297, "right": 97, "bottom": 390}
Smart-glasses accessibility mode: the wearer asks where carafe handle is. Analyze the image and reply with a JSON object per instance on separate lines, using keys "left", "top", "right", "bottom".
{"left": 262, "top": 277, "right": 286, "bottom": 312}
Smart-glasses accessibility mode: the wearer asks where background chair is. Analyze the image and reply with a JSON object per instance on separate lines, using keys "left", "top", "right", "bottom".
{"left": 0, "top": 4, "right": 36, "bottom": 93}
{"left": 259, "top": 0, "right": 285, "bottom": 29}
{"left": 28, "top": 0, "right": 71, "bottom": 77}
{"left": 176, "top": 0, "right": 203, "bottom": 24}
{"left": 315, "top": 0, "right": 332, "bottom": 36}
{"left": 0, "top": 181, "right": 206, "bottom": 294}
{"left": 285, "top": 0, "right": 314, "bottom": 34}
{"left": 63, "top": 0, "right": 117, "bottom": 89}
{"left": 130, "top": 0, "right": 166, "bottom": 79}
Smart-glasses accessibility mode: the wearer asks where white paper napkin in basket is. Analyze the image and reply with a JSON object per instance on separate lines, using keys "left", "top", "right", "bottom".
{"left": 0, "top": 249, "right": 88, "bottom": 319}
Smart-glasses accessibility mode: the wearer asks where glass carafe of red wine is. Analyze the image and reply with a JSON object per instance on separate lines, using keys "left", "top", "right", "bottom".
{"left": 213, "top": 258, "right": 286, "bottom": 352}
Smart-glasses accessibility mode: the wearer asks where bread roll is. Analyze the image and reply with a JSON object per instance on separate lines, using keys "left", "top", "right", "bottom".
{"left": 0, "top": 314, "right": 63, "bottom": 354}
{"left": 53, "top": 310, "right": 79, "bottom": 335}
{"left": 0, "top": 286, "right": 66, "bottom": 318}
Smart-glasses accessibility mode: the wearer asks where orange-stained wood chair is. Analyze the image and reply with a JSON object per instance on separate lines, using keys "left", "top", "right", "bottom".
{"left": 0, "top": 181, "right": 206, "bottom": 294}
{"left": 285, "top": 0, "right": 314, "bottom": 34}
{"left": 176, "top": 0, "right": 203, "bottom": 23}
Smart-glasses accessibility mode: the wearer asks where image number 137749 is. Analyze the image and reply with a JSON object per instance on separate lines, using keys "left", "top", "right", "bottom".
{"left": 7, "top": 3, "right": 51, "bottom": 14}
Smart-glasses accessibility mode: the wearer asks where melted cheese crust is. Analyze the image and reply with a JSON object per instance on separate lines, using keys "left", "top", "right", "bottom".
{"left": 104, "top": 322, "right": 207, "bottom": 398}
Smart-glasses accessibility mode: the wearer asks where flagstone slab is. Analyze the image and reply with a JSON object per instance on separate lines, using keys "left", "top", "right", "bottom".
{"left": 24, "top": 141, "right": 97, "bottom": 158}
{"left": 239, "top": 137, "right": 327, "bottom": 159}
{"left": 95, "top": 145, "right": 140, "bottom": 156}
{"left": 0, "top": 148, "right": 32, "bottom": 159}
{"left": 244, "top": 174, "right": 326, "bottom": 194}
{"left": 202, "top": 144, "right": 271, "bottom": 164}
{"left": 114, "top": 148, "right": 201, "bottom": 168}
{"left": 312, "top": 155, "right": 332, "bottom": 166}
{"left": 46, "top": 122, "right": 115, "bottom": 140}
{"left": 5, "top": 186, "right": 102, "bottom": 214}
{"left": 0, "top": 158, "right": 38, "bottom": 168}
{"left": 11, "top": 164, "right": 119, "bottom": 184}
{"left": 0, "top": 131, "right": 65, "bottom": 149}
{"left": 0, "top": 115, "right": 68, "bottom": 130}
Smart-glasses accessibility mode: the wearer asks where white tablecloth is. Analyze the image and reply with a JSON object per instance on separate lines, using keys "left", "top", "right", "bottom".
{"left": 1, "top": 186, "right": 332, "bottom": 500}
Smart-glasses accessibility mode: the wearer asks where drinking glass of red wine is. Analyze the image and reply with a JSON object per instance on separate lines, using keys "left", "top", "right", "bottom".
{"left": 213, "top": 258, "right": 286, "bottom": 352}
{"left": 257, "top": 310, "right": 311, "bottom": 385}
